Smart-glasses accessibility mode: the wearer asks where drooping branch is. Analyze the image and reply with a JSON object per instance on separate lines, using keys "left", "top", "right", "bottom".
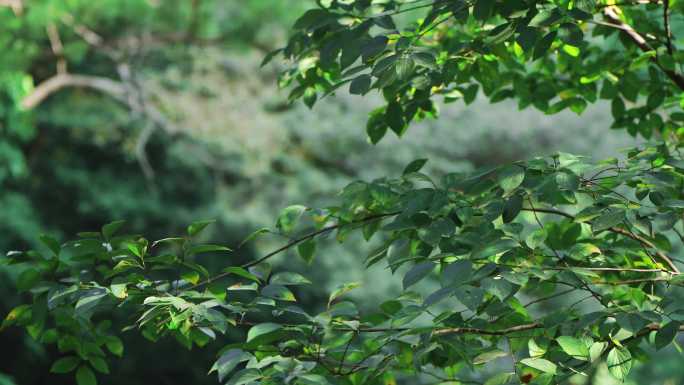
{"left": 603, "top": 5, "right": 684, "bottom": 91}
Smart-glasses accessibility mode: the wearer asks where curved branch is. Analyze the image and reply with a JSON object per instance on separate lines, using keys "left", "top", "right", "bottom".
{"left": 21, "top": 73, "right": 127, "bottom": 109}
{"left": 603, "top": 5, "right": 684, "bottom": 91}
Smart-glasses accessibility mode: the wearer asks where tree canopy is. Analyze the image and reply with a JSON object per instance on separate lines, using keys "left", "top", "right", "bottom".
{"left": 5, "top": 1, "right": 684, "bottom": 385}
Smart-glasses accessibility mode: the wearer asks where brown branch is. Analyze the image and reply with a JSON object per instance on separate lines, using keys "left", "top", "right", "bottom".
{"left": 664, "top": 0, "right": 674, "bottom": 55}
{"left": 603, "top": 5, "right": 684, "bottom": 91}
{"left": 520, "top": 207, "right": 680, "bottom": 273}
{"left": 21, "top": 73, "right": 127, "bottom": 109}
{"left": 188, "top": 212, "right": 400, "bottom": 290}
{"left": 0, "top": 0, "right": 22, "bottom": 15}
{"left": 46, "top": 23, "right": 67, "bottom": 74}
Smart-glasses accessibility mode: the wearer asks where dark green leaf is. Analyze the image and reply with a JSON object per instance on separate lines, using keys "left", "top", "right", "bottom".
{"left": 50, "top": 356, "right": 81, "bottom": 373}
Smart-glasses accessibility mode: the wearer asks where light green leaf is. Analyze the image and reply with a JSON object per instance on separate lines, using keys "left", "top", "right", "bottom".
{"left": 222, "top": 267, "right": 261, "bottom": 282}
{"left": 498, "top": 166, "right": 525, "bottom": 193}
{"left": 606, "top": 347, "right": 632, "bottom": 381}
{"left": 520, "top": 357, "right": 557, "bottom": 374}
{"left": 226, "top": 368, "right": 262, "bottom": 385}
{"left": 276, "top": 205, "right": 307, "bottom": 234}
{"left": 297, "top": 239, "right": 316, "bottom": 264}
{"left": 528, "top": 339, "right": 547, "bottom": 358}
{"left": 246, "top": 323, "right": 282, "bottom": 343}
{"left": 187, "top": 220, "right": 215, "bottom": 237}
{"left": 105, "top": 336, "right": 123, "bottom": 357}
{"left": 556, "top": 336, "right": 589, "bottom": 360}
{"left": 484, "top": 372, "right": 515, "bottom": 385}
{"left": 328, "top": 282, "right": 361, "bottom": 307}
{"left": 188, "top": 244, "right": 232, "bottom": 256}
{"left": 261, "top": 284, "right": 296, "bottom": 301}
{"left": 270, "top": 272, "right": 312, "bottom": 286}
{"left": 474, "top": 350, "right": 508, "bottom": 365}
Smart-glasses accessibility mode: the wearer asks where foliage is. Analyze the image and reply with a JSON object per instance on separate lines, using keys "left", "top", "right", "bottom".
{"left": 5, "top": 0, "right": 684, "bottom": 385}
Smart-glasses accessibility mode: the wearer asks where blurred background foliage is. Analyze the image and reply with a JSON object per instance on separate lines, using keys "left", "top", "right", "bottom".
{"left": 0, "top": 0, "right": 678, "bottom": 384}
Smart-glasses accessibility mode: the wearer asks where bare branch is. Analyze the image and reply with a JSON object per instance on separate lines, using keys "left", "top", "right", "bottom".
{"left": 46, "top": 23, "right": 67, "bottom": 74}
{"left": 21, "top": 73, "right": 127, "bottom": 110}
{"left": 0, "top": 0, "right": 22, "bottom": 15}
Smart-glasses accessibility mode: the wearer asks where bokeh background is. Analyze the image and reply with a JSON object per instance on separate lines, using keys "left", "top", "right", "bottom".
{"left": 0, "top": 1, "right": 677, "bottom": 384}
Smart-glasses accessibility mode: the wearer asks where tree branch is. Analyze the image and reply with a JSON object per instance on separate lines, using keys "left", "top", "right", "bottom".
{"left": 603, "top": 5, "right": 684, "bottom": 90}
{"left": 188, "top": 212, "right": 400, "bottom": 290}
{"left": 21, "top": 73, "right": 127, "bottom": 109}
{"left": 520, "top": 207, "right": 680, "bottom": 273}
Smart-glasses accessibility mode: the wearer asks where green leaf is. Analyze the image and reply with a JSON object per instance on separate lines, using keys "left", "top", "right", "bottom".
{"left": 534, "top": 31, "right": 557, "bottom": 60}
{"left": 474, "top": 0, "right": 494, "bottom": 20}
{"left": 50, "top": 356, "right": 81, "bottom": 373}
{"left": 1, "top": 305, "right": 31, "bottom": 331}
{"left": 101, "top": 220, "right": 125, "bottom": 240}
{"left": 556, "top": 336, "right": 589, "bottom": 360}
{"left": 276, "top": 205, "right": 307, "bottom": 234}
{"left": 473, "top": 350, "right": 508, "bottom": 365}
{"left": 472, "top": 238, "right": 518, "bottom": 259}
{"left": 442, "top": 259, "right": 473, "bottom": 286}
{"left": 105, "top": 336, "right": 124, "bottom": 357}
{"left": 528, "top": 339, "right": 547, "bottom": 358}
{"left": 246, "top": 323, "right": 282, "bottom": 343}
{"left": 328, "top": 282, "right": 361, "bottom": 307}
{"left": 403, "top": 262, "right": 435, "bottom": 289}
{"left": 210, "top": 349, "right": 252, "bottom": 382}
{"left": 568, "top": 243, "right": 601, "bottom": 260}
{"left": 592, "top": 210, "right": 624, "bottom": 232}
{"left": 297, "top": 239, "right": 316, "bottom": 264}
{"left": 403, "top": 159, "right": 428, "bottom": 175}
{"left": 39, "top": 234, "right": 61, "bottom": 256}
{"left": 76, "top": 365, "right": 97, "bottom": 385}
{"left": 526, "top": 228, "right": 547, "bottom": 249}
{"left": 395, "top": 56, "right": 415, "bottom": 80}
{"left": 226, "top": 368, "right": 262, "bottom": 385}
{"left": 520, "top": 357, "right": 557, "bottom": 374}
{"left": 88, "top": 357, "right": 109, "bottom": 374}
{"left": 655, "top": 321, "right": 680, "bottom": 350}
{"left": 367, "top": 109, "right": 388, "bottom": 144}
{"left": 502, "top": 195, "right": 522, "bottom": 223}
{"left": 110, "top": 282, "right": 128, "bottom": 299}
{"left": 74, "top": 290, "right": 107, "bottom": 315}
{"left": 349, "top": 74, "right": 371, "bottom": 95}
{"left": 16, "top": 268, "right": 40, "bottom": 292}
{"left": 361, "top": 36, "right": 388, "bottom": 60}
{"left": 270, "top": 272, "right": 312, "bottom": 286}
{"left": 188, "top": 244, "right": 232, "bottom": 256}
{"left": 562, "top": 44, "right": 580, "bottom": 57}
{"left": 260, "top": 283, "right": 295, "bottom": 301}
{"left": 498, "top": 166, "right": 525, "bottom": 193}
{"left": 606, "top": 347, "right": 632, "bottom": 381}
{"left": 222, "top": 267, "right": 261, "bottom": 282}
{"left": 187, "top": 220, "right": 215, "bottom": 237}
{"left": 484, "top": 372, "right": 515, "bottom": 385}
{"left": 181, "top": 271, "right": 200, "bottom": 285}
{"left": 589, "top": 342, "right": 607, "bottom": 362}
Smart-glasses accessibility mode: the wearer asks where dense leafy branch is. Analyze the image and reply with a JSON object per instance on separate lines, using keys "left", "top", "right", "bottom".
{"left": 5, "top": 1, "right": 684, "bottom": 385}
